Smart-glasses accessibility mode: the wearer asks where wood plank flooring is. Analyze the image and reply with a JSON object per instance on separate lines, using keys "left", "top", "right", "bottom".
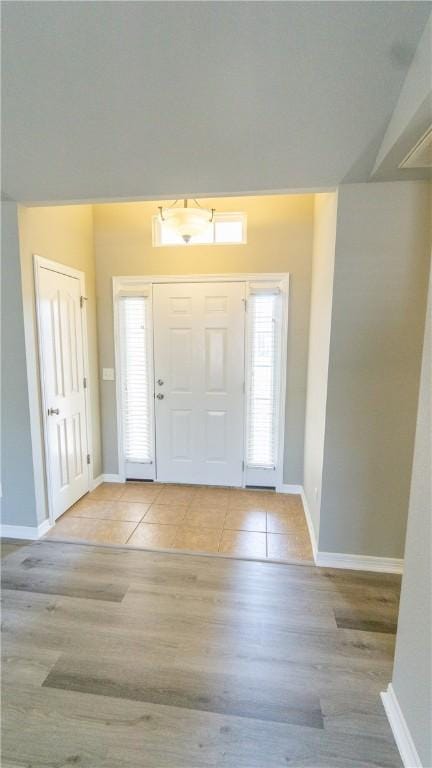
{"left": 1, "top": 539, "right": 402, "bottom": 767}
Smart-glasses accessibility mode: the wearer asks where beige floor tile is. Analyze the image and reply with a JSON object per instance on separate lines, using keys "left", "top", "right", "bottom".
{"left": 96, "top": 501, "right": 150, "bottom": 522}
{"left": 183, "top": 507, "right": 226, "bottom": 529}
{"left": 188, "top": 498, "right": 228, "bottom": 514}
{"left": 120, "top": 483, "right": 162, "bottom": 503}
{"left": 224, "top": 508, "right": 266, "bottom": 532}
{"left": 267, "top": 532, "right": 313, "bottom": 561}
{"left": 127, "top": 523, "right": 178, "bottom": 548}
{"left": 155, "top": 486, "right": 197, "bottom": 506}
{"left": 266, "top": 509, "right": 307, "bottom": 535}
{"left": 144, "top": 504, "right": 188, "bottom": 525}
{"left": 88, "top": 483, "right": 124, "bottom": 501}
{"left": 64, "top": 499, "right": 149, "bottom": 523}
{"left": 219, "top": 530, "right": 267, "bottom": 558}
{"left": 277, "top": 493, "right": 304, "bottom": 512}
{"left": 194, "top": 488, "right": 231, "bottom": 508}
{"left": 228, "top": 489, "right": 274, "bottom": 510}
{"left": 173, "top": 527, "right": 222, "bottom": 553}
{"left": 45, "top": 516, "right": 138, "bottom": 545}
{"left": 64, "top": 499, "right": 114, "bottom": 518}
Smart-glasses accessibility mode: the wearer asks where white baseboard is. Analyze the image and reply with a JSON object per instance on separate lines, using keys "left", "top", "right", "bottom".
{"left": 316, "top": 551, "right": 403, "bottom": 574}
{"left": 300, "top": 489, "right": 318, "bottom": 562}
{"left": 89, "top": 474, "right": 104, "bottom": 491}
{"left": 277, "top": 483, "right": 303, "bottom": 494}
{"left": 102, "top": 473, "right": 125, "bottom": 483}
{"left": 1, "top": 518, "right": 52, "bottom": 540}
{"left": 278, "top": 486, "right": 402, "bottom": 574}
{"left": 381, "top": 684, "right": 423, "bottom": 768}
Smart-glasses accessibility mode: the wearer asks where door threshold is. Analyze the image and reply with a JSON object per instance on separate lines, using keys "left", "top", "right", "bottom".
{"left": 39, "top": 535, "right": 315, "bottom": 567}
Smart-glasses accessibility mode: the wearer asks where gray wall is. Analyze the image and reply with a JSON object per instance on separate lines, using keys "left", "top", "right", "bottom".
{"left": 93, "top": 195, "right": 314, "bottom": 483}
{"left": 319, "top": 181, "right": 431, "bottom": 558}
{"left": 391, "top": 266, "right": 431, "bottom": 767}
{"left": 303, "top": 193, "right": 338, "bottom": 540}
{"left": 1, "top": 202, "right": 38, "bottom": 526}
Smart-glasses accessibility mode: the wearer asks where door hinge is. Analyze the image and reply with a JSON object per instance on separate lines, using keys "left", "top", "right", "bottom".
{"left": 243, "top": 298, "right": 247, "bottom": 311}
{"left": 87, "top": 454, "right": 91, "bottom": 465}
{"left": 83, "top": 377, "right": 87, "bottom": 389}
{"left": 242, "top": 460, "right": 245, "bottom": 471}
{"left": 80, "top": 296, "right": 88, "bottom": 309}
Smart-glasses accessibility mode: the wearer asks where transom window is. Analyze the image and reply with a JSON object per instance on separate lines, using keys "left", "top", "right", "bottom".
{"left": 153, "top": 212, "right": 247, "bottom": 246}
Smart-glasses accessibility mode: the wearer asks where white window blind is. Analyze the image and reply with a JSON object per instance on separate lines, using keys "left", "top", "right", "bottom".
{"left": 119, "top": 296, "right": 153, "bottom": 464}
{"left": 246, "top": 292, "right": 280, "bottom": 469}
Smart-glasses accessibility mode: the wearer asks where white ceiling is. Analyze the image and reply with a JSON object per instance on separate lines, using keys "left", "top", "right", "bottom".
{"left": 2, "top": 1, "right": 430, "bottom": 203}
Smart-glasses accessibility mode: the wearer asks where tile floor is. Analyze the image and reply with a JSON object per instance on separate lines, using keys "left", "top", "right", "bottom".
{"left": 45, "top": 483, "right": 314, "bottom": 562}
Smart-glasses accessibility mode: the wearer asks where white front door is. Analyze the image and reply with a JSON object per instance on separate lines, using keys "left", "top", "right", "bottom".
{"left": 153, "top": 282, "right": 245, "bottom": 486}
{"left": 37, "top": 265, "right": 89, "bottom": 519}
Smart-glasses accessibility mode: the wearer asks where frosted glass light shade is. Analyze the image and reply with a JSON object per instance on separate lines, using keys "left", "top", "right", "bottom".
{"left": 162, "top": 207, "right": 212, "bottom": 243}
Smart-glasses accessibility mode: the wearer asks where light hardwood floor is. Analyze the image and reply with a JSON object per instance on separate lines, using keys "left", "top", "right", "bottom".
{"left": 45, "top": 483, "right": 314, "bottom": 562}
{"left": 1, "top": 539, "right": 402, "bottom": 767}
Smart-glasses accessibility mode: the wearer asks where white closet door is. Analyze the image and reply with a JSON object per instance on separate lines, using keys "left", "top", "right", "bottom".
{"left": 153, "top": 282, "right": 245, "bottom": 486}
{"left": 37, "top": 266, "right": 89, "bottom": 519}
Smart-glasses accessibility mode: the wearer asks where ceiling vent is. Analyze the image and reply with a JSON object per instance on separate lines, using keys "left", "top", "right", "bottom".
{"left": 399, "top": 125, "right": 432, "bottom": 169}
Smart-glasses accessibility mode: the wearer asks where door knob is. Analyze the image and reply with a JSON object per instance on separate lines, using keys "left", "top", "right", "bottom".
{"left": 156, "top": 393, "right": 164, "bottom": 400}
{"left": 48, "top": 407, "right": 60, "bottom": 416}
{"left": 157, "top": 379, "right": 164, "bottom": 386}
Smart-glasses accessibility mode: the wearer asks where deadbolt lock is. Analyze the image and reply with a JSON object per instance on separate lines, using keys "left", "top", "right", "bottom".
{"left": 157, "top": 379, "right": 164, "bottom": 386}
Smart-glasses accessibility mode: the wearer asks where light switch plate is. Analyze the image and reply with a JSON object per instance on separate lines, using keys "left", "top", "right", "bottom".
{"left": 102, "top": 367, "right": 115, "bottom": 381}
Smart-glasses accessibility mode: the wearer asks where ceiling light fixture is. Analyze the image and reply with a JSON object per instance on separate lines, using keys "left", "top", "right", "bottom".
{"left": 158, "top": 199, "right": 216, "bottom": 244}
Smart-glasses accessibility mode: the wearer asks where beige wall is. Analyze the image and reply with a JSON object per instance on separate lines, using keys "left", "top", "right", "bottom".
{"left": 17, "top": 204, "right": 101, "bottom": 523}
{"left": 303, "top": 192, "right": 337, "bottom": 542}
{"left": 93, "top": 194, "right": 314, "bottom": 482}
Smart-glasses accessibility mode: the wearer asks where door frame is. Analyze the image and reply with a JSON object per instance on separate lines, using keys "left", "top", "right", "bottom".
{"left": 34, "top": 255, "right": 92, "bottom": 526}
{"left": 113, "top": 273, "right": 289, "bottom": 490}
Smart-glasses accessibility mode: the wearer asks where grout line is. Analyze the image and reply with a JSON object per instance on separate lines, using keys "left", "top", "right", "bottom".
{"left": 216, "top": 525, "right": 224, "bottom": 553}
{"left": 124, "top": 519, "right": 142, "bottom": 544}
{"left": 266, "top": 512, "right": 269, "bottom": 558}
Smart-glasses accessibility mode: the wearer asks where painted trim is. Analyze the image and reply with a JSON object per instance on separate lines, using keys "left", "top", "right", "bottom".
{"left": 381, "top": 684, "right": 423, "bottom": 768}
{"left": 113, "top": 272, "right": 291, "bottom": 285}
{"left": 1, "top": 518, "right": 52, "bottom": 540}
{"left": 102, "top": 474, "right": 125, "bottom": 484}
{"left": 277, "top": 483, "right": 303, "bottom": 494}
{"left": 276, "top": 484, "right": 318, "bottom": 563}
{"left": 316, "top": 550, "right": 403, "bottom": 574}
{"left": 89, "top": 475, "right": 104, "bottom": 492}
{"left": 275, "top": 277, "right": 289, "bottom": 492}
{"left": 33, "top": 255, "right": 93, "bottom": 526}
{"left": 300, "top": 488, "right": 318, "bottom": 562}
{"left": 278, "top": 485, "right": 402, "bottom": 573}
{"left": 113, "top": 273, "right": 289, "bottom": 489}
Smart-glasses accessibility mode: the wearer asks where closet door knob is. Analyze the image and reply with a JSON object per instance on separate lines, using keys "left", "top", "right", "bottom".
{"left": 48, "top": 408, "right": 60, "bottom": 416}
{"left": 156, "top": 393, "right": 164, "bottom": 400}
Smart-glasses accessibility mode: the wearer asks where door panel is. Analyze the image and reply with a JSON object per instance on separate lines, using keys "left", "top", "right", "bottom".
{"left": 205, "top": 328, "right": 227, "bottom": 392}
{"left": 153, "top": 282, "right": 245, "bottom": 486}
{"left": 38, "top": 266, "right": 89, "bottom": 519}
